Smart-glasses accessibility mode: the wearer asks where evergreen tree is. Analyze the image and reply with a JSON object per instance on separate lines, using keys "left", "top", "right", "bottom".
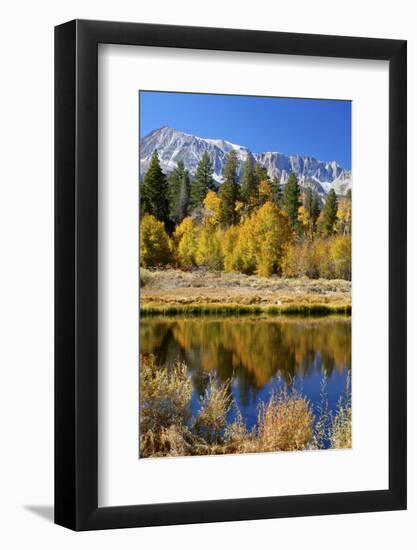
{"left": 240, "top": 153, "right": 258, "bottom": 209}
{"left": 141, "top": 150, "right": 169, "bottom": 224}
{"left": 304, "top": 187, "right": 321, "bottom": 239}
{"left": 254, "top": 162, "right": 269, "bottom": 185}
{"left": 219, "top": 150, "right": 239, "bottom": 226}
{"left": 283, "top": 172, "right": 301, "bottom": 232}
{"left": 322, "top": 188, "right": 339, "bottom": 236}
{"left": 270, "top": 177, "right": 283, "bottom": 207}
{"left": 189, "top": 151, "right": 215, "bottom": 211}
{"left": 168, "top": 160, "right": 190, "bottom": 225}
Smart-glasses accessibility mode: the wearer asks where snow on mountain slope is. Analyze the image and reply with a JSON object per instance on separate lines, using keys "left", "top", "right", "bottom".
{"left": 140, "top": 126, "right": 352, "bottom": 196}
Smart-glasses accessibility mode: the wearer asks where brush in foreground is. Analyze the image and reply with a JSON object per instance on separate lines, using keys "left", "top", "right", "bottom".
{"left": 139, "top": 355, "right": 352, "bottom": 458}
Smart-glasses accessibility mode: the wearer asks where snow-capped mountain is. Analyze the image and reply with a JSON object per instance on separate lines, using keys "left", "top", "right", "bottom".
{"left": 140, "top": 126, "right": 352, "bottom": 197}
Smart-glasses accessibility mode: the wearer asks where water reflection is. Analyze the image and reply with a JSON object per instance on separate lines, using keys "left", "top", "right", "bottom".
{"left": 140, "top": 316, "right": 351, "bottom": 428}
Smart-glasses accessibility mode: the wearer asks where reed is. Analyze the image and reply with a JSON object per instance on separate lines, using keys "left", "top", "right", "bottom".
{"left": 139, "top": 355, "right": 352, "bottom": 458}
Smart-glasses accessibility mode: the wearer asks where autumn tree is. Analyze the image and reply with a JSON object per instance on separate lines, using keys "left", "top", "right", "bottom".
{"left": 337, "top": 189, "right": 352, "bottom": 236}
{"left": 298, "top": 205, "right": 310, "bottom": 238}
{"left": 224, "top": 202, "right": 291, "bottom": 277}
{"left": 322, "top": 189, "right": 339, "bottom": 236}
{"left": 202, "top": 191, "right": 221, "bottom": 227}
{"left": 189, "top": 151, "right": 215, "bottom": 211}
{"left": 331, "top": 235, "right": 351, "bottom": 280}
{"left": 219, "top": 150, "right": 239, "bottom": 226}
{"left": 174, "top": 217, "right": 198, "bottom": 267}
{"left": 258, "top": 180, "right": 274, "bottom": 207}
{"left": 195, "top": 227, "right": 223, "bottom": 270}
{"left": 252, "top": 202, "right": 291, "bottom": 276}
{"left": 283, "top": 172, "right": 301, "bottom": 233}
{"left": 168, "top": 160, "right": 190, "bottom": 225}
{"left": 140, "top": 214, "right": 172, "bottom": 267}
{"left": 140, "top": 150, "right": 169, "bottom": 225}
{"left": 229, "top": 217, "right": 257, "bottom": 274}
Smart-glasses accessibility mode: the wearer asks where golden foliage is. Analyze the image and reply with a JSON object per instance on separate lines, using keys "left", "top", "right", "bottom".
{"left": 331, "top": 236, "right": 352, "bottom": 280}
{"left": 258, "top": 179, "right": 273, "bottom": 205}
{"left": 140, "top": 214, "right": 172, "bottom": 267}
{"left": 174, "top": 217, "right": 198, "bottom": 267}
{"left": 221, "top": 201, "right": 291, "bottom": 277}
{"left": 203, "top": 191, "right": 221, "bottom": 226}
{"left": 195, "top": 226, "right": 223, "bottom": 270}
{"left": 281, "top": 236, "right": 351, "bottom": 281}
{"left": 221, "top": 225, "right": 241, "bottom": 272}
{"left": 337, "top": 196, "right": 352, "bottom": 236}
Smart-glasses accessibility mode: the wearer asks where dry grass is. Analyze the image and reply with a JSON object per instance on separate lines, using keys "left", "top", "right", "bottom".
{"left": 139, "top": 355, "right": 351, "bottom": 458}
{"left": 330, "top": 373, "right": 352, "bottom": 449}
{"left": 140, "top": 268, "right": 351, "bottom": 315}
{"left": 256, "top": 390, "right": 314, "bottom": 452}
{"left": 140, "top": 356, "right": 193, "bottom": 457}
{"left": 330, "top": 406, "right": 352, "bottom": 449}
{"left": 193, "top": 377, "right": 232, "bottom": 444}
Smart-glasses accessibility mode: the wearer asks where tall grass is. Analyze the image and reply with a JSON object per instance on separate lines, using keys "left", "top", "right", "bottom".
{"left": 330, "top": 372, "right": 352, "bottom": 448}
{"left": 139, "top": 355, "right": 352, "bottom": 458}
{"left": 256, "top": 388, "right": 314, "bottom": 452}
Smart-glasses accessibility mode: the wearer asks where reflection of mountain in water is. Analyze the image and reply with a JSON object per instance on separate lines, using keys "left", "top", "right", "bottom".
{"left": 140, "top": 317, "right": 351, "bottom": 407}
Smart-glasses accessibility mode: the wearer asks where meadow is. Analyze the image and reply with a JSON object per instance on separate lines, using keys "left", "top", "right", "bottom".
{"left": 140, "top": 268, "right": 351, "bottom": 316}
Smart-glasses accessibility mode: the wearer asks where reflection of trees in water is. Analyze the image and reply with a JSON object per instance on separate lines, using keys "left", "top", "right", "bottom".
{"left": 140, "top": 317, "right": 351, "bottom": 403}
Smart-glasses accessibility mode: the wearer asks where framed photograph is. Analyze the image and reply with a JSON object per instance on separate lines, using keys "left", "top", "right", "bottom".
{"left": 55, "top": 19, "right": 407, "bottom": 530}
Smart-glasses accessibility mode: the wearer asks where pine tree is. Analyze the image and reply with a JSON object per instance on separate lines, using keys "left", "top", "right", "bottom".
{"left": 189, "top": 151, "right": 215, "bottom": 211}
{"left": 270, "top": 177, "right": 282, "bottom": 207}
{"left": 254, "top": 162, "right": 269, "bottom": 185}
{"left": 283, "top": 172, "right": 301, "bottom": 232}
{"left": 322, "top": 189, "right": 339, "bottom": 236}
{"left": 140, "top": 150, "right": 169, "bottom": 224}
{"left": 304, "top": 187, "right": 321, "bottom": 239}
{"left": 168, "top": 160, "right": 190, "bottom": 225}
{"left": 219, "top": 150, "right": 239, "bottom": 226}
{"left": 240, "top": 153, "right": 258, "bottom": 210}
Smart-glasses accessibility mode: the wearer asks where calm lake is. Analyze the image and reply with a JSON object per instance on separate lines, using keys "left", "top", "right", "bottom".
{"left": 140, "top": 316, "right": 351, "bottom": 431}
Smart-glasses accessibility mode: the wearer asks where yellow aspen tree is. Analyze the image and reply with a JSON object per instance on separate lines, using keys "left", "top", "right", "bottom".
{"left": 195, "top": 226, "right": 223, "bottom": 270}
{"left": 252, "top": 202, "right": 291, "bottom": 277}
{"left": 202, "top": 191, "right": 221, "bottom": 227}
{"left": 174, "top": 217, "right": 198, "bottom": 267}
{"left": 140, "top": 214, "right": 172, "bottom": 267}
{"left": 298, "top": 205, "right": 310, "bottom": 237}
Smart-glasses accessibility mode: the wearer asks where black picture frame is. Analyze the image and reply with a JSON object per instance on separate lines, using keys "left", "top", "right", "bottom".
{"left": 55, "top": 19, "right": 407, "bottom": 531}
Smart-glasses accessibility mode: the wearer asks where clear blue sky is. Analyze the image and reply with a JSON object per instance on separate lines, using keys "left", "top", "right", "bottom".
{"left": 140, "top": 91, "right": 351, "bottom": 169}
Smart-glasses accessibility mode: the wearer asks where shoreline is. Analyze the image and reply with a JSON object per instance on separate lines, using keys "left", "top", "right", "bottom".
{"left": 140, "top": 303, "right": 351, "bottom": 316}
{"left": 140, "top": 268, "right": 351, "bottom": 317}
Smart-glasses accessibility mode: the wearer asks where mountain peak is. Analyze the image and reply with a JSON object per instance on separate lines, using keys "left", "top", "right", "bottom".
{"left": 140, "top": 127, "right": 351, "bottom": 196}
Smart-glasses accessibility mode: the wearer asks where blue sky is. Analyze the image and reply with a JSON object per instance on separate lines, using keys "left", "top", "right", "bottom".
{"left": 140, "top": 91, "right": 351, "bottom": 169}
